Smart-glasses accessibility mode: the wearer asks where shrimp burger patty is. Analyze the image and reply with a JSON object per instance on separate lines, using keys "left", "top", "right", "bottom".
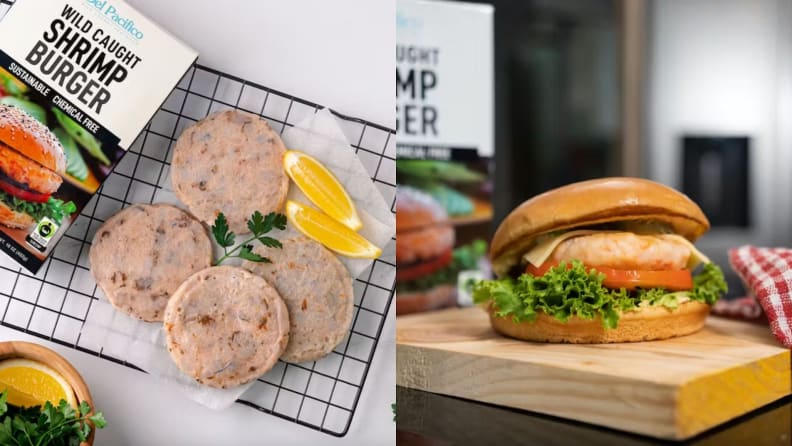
{"left": 472, "top": 177, "right": 727, "bottom": 343}
{"left": 0, "top": 104, "right": 74, "bottom": 229}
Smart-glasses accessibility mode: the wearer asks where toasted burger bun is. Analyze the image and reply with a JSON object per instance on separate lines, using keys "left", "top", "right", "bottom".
{"left": 489, "top": 300, "right": 710, "bottom": 343}
{"left": 0, "top": 201, "right": 35, "bottom": 229}
{"left": 0, "top": 105, "right": 66, "bottom": 175}
{"left": 396, "top": 186, "right": 455, "bottom": 264}
{"left": 396, "top": 186, "right": 448, "bottom": 233}
{"left": 490, "top": 177, "right": 709, "bottom": 277}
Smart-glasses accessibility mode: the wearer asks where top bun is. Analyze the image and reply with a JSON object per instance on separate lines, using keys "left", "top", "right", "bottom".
{"left": 396, "top": 186, "right": 449, "bottom": 233}
{"left": 0, "top": 104, "right": 66, "bottom": 174}
{"left": 490, "top": 177, "right": 709, "bottom": 276}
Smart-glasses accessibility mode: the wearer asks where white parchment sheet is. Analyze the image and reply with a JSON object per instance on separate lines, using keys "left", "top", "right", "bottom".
{"left": 81, "top": 109, "right": 395, "bottom": 409}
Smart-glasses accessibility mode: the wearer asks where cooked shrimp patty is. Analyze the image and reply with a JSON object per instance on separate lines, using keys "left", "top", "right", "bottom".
{"left": 550, "top": 232, "right": 690, "bottom": 271}
{"left": 0, "top": 143, "right": 62, "bottom": 194}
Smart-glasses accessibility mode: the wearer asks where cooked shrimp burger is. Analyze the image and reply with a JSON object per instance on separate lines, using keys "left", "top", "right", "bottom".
{"left": 473, "top": 177, "right": 727, "bottom": 343}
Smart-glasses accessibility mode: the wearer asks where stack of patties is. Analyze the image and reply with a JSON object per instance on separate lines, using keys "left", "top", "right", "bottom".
{"left": 91, "top": 203, "right": 296, "bottom": 389}
{"left": 91, "top": 110, "right": 357, "bottom": 389}
{"left": 396, "top": 186, "right": 458, "bottom": 314}
{"left": 168, "top": 110, "right": 355, "bottom": 371}
{"left": 0, "top": 104, "right": 73, "bottom": 229}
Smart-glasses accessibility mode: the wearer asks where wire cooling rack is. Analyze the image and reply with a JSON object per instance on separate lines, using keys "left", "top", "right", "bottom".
{"left": 0, "top": 2, "right": 396, "bottom": 435}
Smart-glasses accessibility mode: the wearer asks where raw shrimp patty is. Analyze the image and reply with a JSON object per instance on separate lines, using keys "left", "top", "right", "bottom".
{"left": 90, "top": 204, "right": 213, "bottom": 322}
{"left": 243, "top": 236, "right": 354, "bottom": 363}
{"left": 550, "top": 232, "right": 690, "bottom": 271}
{"left": 170, "top": 110, "right": 289, "bottom": 234}
{"left": 164, "top": 266, "right": 290, "bottom": 389}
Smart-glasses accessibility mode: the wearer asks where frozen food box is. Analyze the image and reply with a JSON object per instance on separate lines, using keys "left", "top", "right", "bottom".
{"left": 0, "top": 0, "right": 196, "bottom": 272}
{"left": 396, "top": 0, "right": 494, "bottom": 314}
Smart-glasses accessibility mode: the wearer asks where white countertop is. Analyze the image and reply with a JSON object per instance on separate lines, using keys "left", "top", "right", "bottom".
{"left": 0, "top": 0, "right": 396, "bottom": 444}
{"left": 132, "top": 0, "right": 395, "bottom": 130}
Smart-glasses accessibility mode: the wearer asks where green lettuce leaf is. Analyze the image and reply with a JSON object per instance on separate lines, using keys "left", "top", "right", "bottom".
{"left": 472, "top": 261, "right": 727, "bottom": 329}
{"left": 691, "top": 262, "right": 729, "bottom": 304}
{"left": 52, "top": 108, "right": 108, "bottom": 165}
{"left": 53, "top": 126, "right": 89, "bottom": 181}
{"left": 0, "top": 190, "right": 77, "bottom": 225}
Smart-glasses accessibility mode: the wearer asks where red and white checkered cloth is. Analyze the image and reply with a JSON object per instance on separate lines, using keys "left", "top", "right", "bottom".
{"left": 729, "top": 246, "right": 792, "bottom": 348}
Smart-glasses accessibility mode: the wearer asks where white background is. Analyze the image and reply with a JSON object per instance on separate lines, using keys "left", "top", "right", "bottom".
{"left": 134, "top": 0, "right": 395, "bottom": 130}
{"left": 0, "top": 0, "right": 396, "bottom": 444}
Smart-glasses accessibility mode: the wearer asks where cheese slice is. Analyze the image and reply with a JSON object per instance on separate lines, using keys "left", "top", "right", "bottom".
{"left": 521, "top": 230, "right": 711, "bottom": 268}
{"left": 656, "top": 234, "right": 711, "bottom": 268}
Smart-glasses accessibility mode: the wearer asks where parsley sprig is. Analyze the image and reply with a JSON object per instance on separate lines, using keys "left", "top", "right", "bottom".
{"left": 0, "top": 390, "right": 107, "bottom": 446}
{"left": 212, "top": 211, "right": 287, "bottom": 265}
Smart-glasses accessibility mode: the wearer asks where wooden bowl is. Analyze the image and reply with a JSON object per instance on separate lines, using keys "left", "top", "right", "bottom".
{"left": 0, "top": 341, "right": 95, "bottom": 445}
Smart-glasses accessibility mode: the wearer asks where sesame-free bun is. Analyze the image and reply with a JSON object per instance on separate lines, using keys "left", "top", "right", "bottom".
{"left": 396, "top": 186, "right": 449, "bottom": 232}
{"left": 489, "top": 300, "right": 710, "bottom": 343}
{"left": 0, "top": 104, "right": 66, "bottom": 175}
{"left": 0, "top": 201, "right": 35, "bottom": 229}
{"left": 490, "top": 178, "right": 709, "bottom": 277}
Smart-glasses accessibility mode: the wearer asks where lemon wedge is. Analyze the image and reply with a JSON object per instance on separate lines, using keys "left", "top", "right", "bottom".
{"left": 283, "top": 150, "right": 363, "bottom": 231}
{"left": 0, "top": 359, "right": 76, "bottom": 408}
{"left": 286, "top": 201, "right": 381, "bottom": 259}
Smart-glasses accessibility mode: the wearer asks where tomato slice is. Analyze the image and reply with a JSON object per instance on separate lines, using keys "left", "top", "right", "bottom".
{"left": 525, "top": 262, "right": 557, "bottom": 277}
{"left": 0, "top": 179, "right": 51, "bottom": 203}
{"left": 525, "top": 261, "right": 693, "bottom": 291}
{"left": 397, "top": 249, "right": 453, "bottom": 282}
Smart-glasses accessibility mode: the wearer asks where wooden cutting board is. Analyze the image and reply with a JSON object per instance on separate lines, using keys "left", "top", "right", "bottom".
{"left": 396, "top": 307, "right": 792, "bottom": 440}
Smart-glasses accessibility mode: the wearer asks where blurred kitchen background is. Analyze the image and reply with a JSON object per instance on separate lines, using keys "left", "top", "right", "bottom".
{"left": 446, "top": 0, "right": 791, "bottom": 298}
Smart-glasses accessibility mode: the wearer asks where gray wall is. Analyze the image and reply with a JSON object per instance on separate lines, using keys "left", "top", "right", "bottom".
{"left": 646, "top": 0, "right": 792, "bottom": 273}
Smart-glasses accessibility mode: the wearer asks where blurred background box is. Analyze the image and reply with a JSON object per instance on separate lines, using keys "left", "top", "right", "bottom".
{"left": 396, "top": 0, "right": 494, "bottom": 314}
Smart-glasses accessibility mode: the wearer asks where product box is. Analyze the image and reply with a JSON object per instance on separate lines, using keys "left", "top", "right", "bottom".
{"left": 396, "top": 0, "right": 494, "bottom": 314}
{"left": 0, "top": 0, "right": 196, "bottom": 272}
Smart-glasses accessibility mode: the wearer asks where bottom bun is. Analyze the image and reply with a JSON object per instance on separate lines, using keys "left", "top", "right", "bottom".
{"left": 489, "top": 300, "right": 710, "bottom": 343}
{"left": 0, "top": 202, "right": 34, "bottom": 229}
{"left": 397, "top": 285, "right": 457, "bottom": 315}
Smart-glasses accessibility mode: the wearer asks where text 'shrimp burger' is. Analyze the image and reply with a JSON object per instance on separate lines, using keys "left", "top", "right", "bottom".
{"left": 0, "top": 0, "right": 196, "bottom": 272}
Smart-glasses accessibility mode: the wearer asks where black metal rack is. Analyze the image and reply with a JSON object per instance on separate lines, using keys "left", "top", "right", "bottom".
{"left": 0, "top": 2, "right": 395, "bottom": 436}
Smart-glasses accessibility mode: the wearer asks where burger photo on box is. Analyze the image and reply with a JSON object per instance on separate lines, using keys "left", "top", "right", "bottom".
{"left": 396, "top": 186, "right": 487, "bottom": 315}
{"left": 472, "top": 177, "right": 728, "bottom": 343}
{"left": 0, "top": 67, "right": 116, "bottom": 195}
{"left": 0, "top": 104, "right": 76, "bottom": 230}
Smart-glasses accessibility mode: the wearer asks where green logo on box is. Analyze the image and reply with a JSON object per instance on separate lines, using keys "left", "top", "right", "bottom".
{"left": 36, "top": 219, "right": 56, "bottom": 241}
{"left": 26, "top": 217, "right": 60, "bottom": 253}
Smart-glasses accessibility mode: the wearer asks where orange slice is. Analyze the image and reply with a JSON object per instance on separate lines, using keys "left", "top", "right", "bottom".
{"left": 0, "top": 359, "right": 76, "bottom": 408}
{"left": 283, "top": 150, "right": 363, "bottom": 231}
{"left": 286, "top": 201, "right": 381, "bottom": 259}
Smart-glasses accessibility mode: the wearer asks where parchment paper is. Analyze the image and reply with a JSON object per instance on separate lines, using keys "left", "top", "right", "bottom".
{"left": 81, "top": 109, "right": 395, "bottom": 409}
